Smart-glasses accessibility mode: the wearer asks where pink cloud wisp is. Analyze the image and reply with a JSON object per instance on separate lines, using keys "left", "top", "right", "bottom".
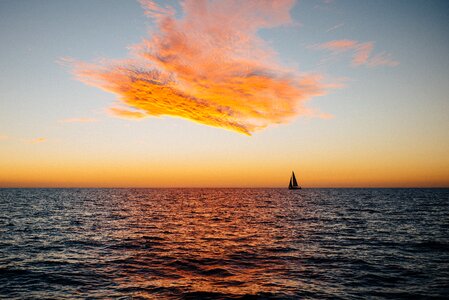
{"left": 317, "top": 39, "right": 399, "bottom": 67}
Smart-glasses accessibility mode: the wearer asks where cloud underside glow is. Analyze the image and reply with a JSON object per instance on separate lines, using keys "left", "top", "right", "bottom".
{"left": 72, "top": 0, "right": 325, "bottom": 135}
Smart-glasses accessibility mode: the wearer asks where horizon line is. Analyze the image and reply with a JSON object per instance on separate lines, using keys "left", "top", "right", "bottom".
{"left": 0, "top": 186, "right": 448, "bottom": 189}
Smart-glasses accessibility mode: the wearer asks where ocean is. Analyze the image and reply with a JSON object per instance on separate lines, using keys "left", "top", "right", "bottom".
{"left": 1, "top": 188, "right": 448, "bottom": 299}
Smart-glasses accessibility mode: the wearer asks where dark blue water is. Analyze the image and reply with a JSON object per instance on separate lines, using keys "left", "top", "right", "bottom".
{"left": 1, "top": 188, "right": 448, "bottom": 299}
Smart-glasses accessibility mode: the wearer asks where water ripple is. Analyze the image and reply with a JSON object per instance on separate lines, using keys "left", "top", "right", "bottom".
{"left": 0, "top": 188, "right": 448, "bottom": 299}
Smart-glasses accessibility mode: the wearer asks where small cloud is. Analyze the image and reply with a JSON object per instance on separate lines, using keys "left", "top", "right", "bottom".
{"left": 365, "top": 52, "right": 400, "bottom": 67}
{"left": 303, "top": 108, "right": 335, "bottom": 120}
{"left": 108, "top": 107, "right": 147, "bottom": 120}
{"left": 352, "top": 42, "right": 373, "bottom": 65}
{"left": 140, "top": 0, "right": 175, "bottom": 20}
{"left": 317, "top": 112, "right": 334, "bottom": 119}
{"left": 57, "top": 56, "right": 76, "bottom": 66}
{"left": 317, "top": 39, "right": 358, "bottom": 51}
{"left": 59, "top": 117, "right": 98, "bottom": 123}
{"left": 314, "top": 39, "right": 399, "bottom": 68}
{"left": 0, "top": 135, "right": 9, "bottom": 141}
{"left": 326, "top": 23, "right": 344, "bottom": 33}
{"left": 29, "top": 137, "right": 47, "bottom": 144}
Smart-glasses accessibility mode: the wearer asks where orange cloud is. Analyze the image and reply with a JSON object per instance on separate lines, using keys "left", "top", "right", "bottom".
{"left": 0, "top": 135, "right": 8, "bottom": 141}
{"left": 316, "top": 39, "right": 398, "bottom": 67}
{"left": 60, "top": 117, "right": 97, "bottom": 123}
{"left": 108, "top": 107, "right": 147, "bottom": 119}
{"left": 70, "top": 0, "right": 328, "bottom": 135}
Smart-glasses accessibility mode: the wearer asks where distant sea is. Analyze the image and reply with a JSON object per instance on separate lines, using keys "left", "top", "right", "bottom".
{"left": 1, "top": 188, "right": 448, "bottom": 299}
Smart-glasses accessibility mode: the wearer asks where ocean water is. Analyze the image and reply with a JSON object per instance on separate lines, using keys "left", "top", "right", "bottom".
{"left": 0, "top": 188, "right": 448, "bottom": 299}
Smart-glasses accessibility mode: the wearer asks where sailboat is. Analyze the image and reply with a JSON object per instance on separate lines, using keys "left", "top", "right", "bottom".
{"left": 288, "top": 171, "right": 301, "bottom": 190}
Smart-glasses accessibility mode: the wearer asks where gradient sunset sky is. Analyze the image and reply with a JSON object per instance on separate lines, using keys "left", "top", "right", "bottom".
{"left": 1, "top": 0, "right": 448, "bottom": 187}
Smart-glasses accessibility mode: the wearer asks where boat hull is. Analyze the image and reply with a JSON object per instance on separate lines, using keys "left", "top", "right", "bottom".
{"left": 288, "top": 186, "right": 301, "bottom": 190}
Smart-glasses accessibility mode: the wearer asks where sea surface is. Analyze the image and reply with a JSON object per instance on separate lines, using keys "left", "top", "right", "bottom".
{"left": 1, "top": 188, "right": 448, "bottom": 299}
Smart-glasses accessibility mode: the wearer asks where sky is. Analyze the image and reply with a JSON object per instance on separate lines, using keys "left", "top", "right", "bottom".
{"left": 0, "top": 0, "right": 448, "bottom": 188}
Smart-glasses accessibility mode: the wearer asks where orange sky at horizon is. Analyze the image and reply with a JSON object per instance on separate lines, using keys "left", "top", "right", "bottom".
{"left": 1, "top": 136, "right": 448, "bottom": 188}
{"left": 2, "top": 166, "right": 447, "bottom": 188}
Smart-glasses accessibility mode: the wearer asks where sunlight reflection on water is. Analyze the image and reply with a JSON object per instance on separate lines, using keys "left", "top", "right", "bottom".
{"left": 1, "top": 188, "right": 448, "bottom": 299}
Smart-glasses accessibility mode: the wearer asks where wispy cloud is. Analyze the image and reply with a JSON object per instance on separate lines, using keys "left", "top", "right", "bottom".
{"left": 0, "top": 135, "right": 8, "bottom": 141}
{"left": 326, "top": 23, "right": 344, "bottom": 33}
{"left": 318, "top": 40, "right": 358, "bottom": 51}
{"left": 108, "top": 107, "right": 147, "bottom": 119}
{"left": 68, "top": 0, "right": 329, "bottom": 135}
{"left": 315, "top": 39, "right": 399, "bottom": 67}
{"left": 28, "top": 137, "right": 47, "bottom": 144}
{"left": 59, "top": 117, "right": 97, "bottom": 123}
